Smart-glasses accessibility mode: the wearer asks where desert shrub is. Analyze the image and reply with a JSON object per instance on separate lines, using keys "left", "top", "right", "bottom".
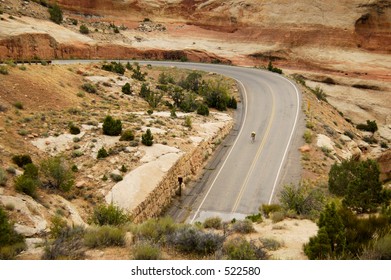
{"left": 197, "top": 103, "right": 209, "bottom": 116}
{"left": 312, "top": 86, "right": 327, "bottom": 102}
{"left": 223, "top": 237, "right": 267, "bottom": 260}
{"left": 303, "top": 130, "right": 313, "bottom": 144}
{"left": 344, "top": 130, "right": 355, "bottom": 139}
{"left": 40, "top": 156, "right": 74, "bottom": 192}
{"left": 122, "top": 82, "right": 132, "bottom": 95}
{"left": 260, "top": 238, "right": 283, "bottom": 251}
{"left": 0, "top": 206, "right": 26, "bottom": 259}
{"left": 50, "top": 215, "right": 68, "bottom": 239}
{"left": 14, "top": 174, "right": 39, "bottom": 198}
{"left": 49, "top": 4, "right": 63, "bottom": 24}
{"left": 356, "top": 120, "right": 378, "bottom": 133}
{"left": 279, "top": 183, "right": 325, "bottom": 217}
{"left": 90, "top": 204, "right": 129, "bottom": 226}
{"left": 119, "top": 129, "right": 135, "bottom": 141}
{"left": 84, "top": 226, "right": 125, "bottom": 248}
{"left": 184, "top": 116, "right": 192, "bottom": 128}
{"left": 131, "top": 63, "right": 146, "bottom": 81}
{"left": 79, "top": 24, "right": 89, "bottom": 34}
{"left": 102, "top": 115, "right": 122, "bottom": 136}
{"left": 110, "top": 173, "right": 123, "bottom": 182}
{"left": 81, "top": 83, "right": 96, "bottom": 93}
{"left": 0, "top": 167, "right": 7, "bottom": 186}
{"left": 178, "top": 72, "right": 202, "bottom": 92}
{"left": 158, "top": 72, "right": 175, "bottom": 85}
{"left": 97, "top": 147, "right": 108, "bottom": 159}
{"left": 141, "top": 129, "right": 153, "bottom": 146}
{"left": 261, "top": 204, "right": 282, "bottom": 218}
{"left": 203, "top": 217, "right": 222, "bottom": 229}
{"left": 43, "top": 226, "right": 85, "bottom": 260}
{"left": 167, "top": 226, "right": 224, "bottom": 255}
{"left": 361, "top": 234, "right": 391, "bottom": 260}
{"left": 133, "top": 217, "right": 177, "bottom": 243}
{"left": 132, "top": 241, "right": 161, "bottom": 260}
{"left": 200, "top": 80, "right": 231, "bottom": 111}
{"left": 231, "top": 219, "right": 255, "bottom": 234}
{"left": 270, "top": 211, "right": 285, "bottom": 223}
{"left": 246, "top": 213, "right": 263, "bottom": 223}
{"left": 13, "top": 101, "right": 23, "bottom": 110}
{"left": 227, "top": 96, "right": 237, "bottom": 109}
{"left": 69, "top": 124, "right": 80, "bottom": 135}
{"left": 102, "top": 62, "right": 125, "bottom": 75}
{"left": 0, "top": 65, "right": 8, "bottom": 75}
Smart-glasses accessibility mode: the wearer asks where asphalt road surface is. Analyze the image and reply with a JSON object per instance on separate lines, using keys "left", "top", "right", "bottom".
{"left": 54, "top": 60, "right": 302, "bottom": 223}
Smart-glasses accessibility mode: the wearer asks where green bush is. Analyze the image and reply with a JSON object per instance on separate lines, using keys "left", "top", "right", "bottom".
{"left": 49, "top": 215, "right": 68, "bottom": 239}
{"left": 102, "top": 62, "right": 125, "bottom": 75}
{"left": 0, "top": 65, "right": 8, "bottom": 75}
{"left": 200, "top": 80, "right": 231, "bottom": 111}
{"left": 40, "top": 156, "right": 74, "bottom": 192}
{"left": 132, "top": 241, "right": 161, "bottom": 260}
{"left": 0, "top": 167, "right": 7, "bottom": 186}
{"left": 13, "top": 101, "right": 23, "bottom": 109}
{"left": 122, "top": 82, "right": 132, "bottom": 95}
{"left": 69, "top": 124, "right": 80, "bottom": 135}
{"left": 303, "top": 130, "right": 313, "bottom": 144}
{"left": 361, "top": 234, "right": 391, "bottom": 260}
{"left": 267, "top": 61, "right": 283, "bottom": 74}
{"left": 0, "top": 206, "right": 25, "bottom": 260}
{"left": 119, "top": 129, "right": 135, "bottom": 141}
{"left": 356, "top": 120, "right": 378, "bottom": 133}
{"left": 223, "top": 237, "right": 267, "bottom": 260}
{"left": 90, "top": 204, "right": 129, "bottom": 226}
{"left": 14, "top": 175, "right": 39, "bottom": 198}
{"left": 312, "top": 86, "right": 327, "bottom": 102}
{"left": 260, "top": 238, "right": 283, "bottom": 251}
{"left": 49, "top": 4, "right": 63, "bottom": 24}
{"left": 261, "top": 204, "right": 282, "bottom": 218}
{"left": 42, "top": 226, "right": 85, "bottom": 260}
{"left": 97, "top": 147, "right": 108, "bottom": 159}
{"left": 141, "top": 129, "right": 154, "bottom": 146}
{"left": 131, "top": 63, "right": 146, "bottom": 81}
{"left": 203, "top": 217, "right": 222, "bottom": 229}
{"left": 329, "top": 158, "right": 385, "bottom": 213}
{"left": 81, "top": 83, "right": 97, "bottom": 94}
{"left": 270, "top": 211, "right": 285, "bottom": 223}
{"left": 227, "top": 96, "right": 237, "bottom": 109}
{"left": 84, "top": 226, "right": 125, "bottom": 248}
{"left": 12, "top": 154, "right": 32, "bottom": 168}
{"left": 133, "top": 217, "right": 177, "bottom": 242}
{"left": 279, "top": 183, "right": 325, "bottom": 217}
{"left": 197, "top": 103, "right": 209, "bottom": 116}
{"left": 245, "top": 213, "right": 263, "bottom": 223}
{"left": 102, "top": 115, "right": 122, "bottom": 136}
{"left": 184, "top": 116, "right": 192, "bottom": 128}
{"left": 231, "top": 219, "right": 255, "bottom": 234}
{"left": 167, "top": 226, "right": 224, "bottom": 255}
{"left": 79, "top": 24, "right": 89, "bottom": 34}
{"left": 110, "top": 173, "right": 123, "bottom": 182}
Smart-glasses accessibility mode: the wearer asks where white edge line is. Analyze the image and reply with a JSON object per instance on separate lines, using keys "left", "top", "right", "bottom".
{"left": 268, "top": 76, "right": 301, "bottom": 204}
{"left": 189, "top": 78, "right": 248, "bottom": 223}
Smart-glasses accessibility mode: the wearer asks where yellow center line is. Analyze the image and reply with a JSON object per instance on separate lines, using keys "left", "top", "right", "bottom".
{"left": 231, "top": 87, "right": 276, "bottom": 213}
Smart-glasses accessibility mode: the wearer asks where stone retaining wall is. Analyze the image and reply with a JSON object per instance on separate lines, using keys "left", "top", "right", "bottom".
{"left": 131, "top": 120, "right": 234, "bottom": 223}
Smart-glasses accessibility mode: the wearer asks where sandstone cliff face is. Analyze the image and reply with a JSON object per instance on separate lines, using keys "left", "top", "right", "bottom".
{"left": 55, "top": 0, "right": 391, "bottom": 52}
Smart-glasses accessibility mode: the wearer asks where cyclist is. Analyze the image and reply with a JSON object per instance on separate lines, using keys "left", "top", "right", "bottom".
{"left": 251, "top": 131, "right": 256, "bottom": 143}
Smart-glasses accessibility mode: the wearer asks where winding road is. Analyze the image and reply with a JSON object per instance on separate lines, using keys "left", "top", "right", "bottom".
{"left": 54, "top": 60, "right": 302, "bottom": 223}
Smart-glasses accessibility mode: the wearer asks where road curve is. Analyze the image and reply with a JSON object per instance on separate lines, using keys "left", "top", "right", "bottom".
{"left": 54, "top": 60, "right": 301, "bottom": 222}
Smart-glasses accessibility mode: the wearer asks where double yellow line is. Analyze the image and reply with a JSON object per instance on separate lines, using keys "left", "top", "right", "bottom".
{"left": 231, "top": 87, "right": 276, "bottom": 213}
